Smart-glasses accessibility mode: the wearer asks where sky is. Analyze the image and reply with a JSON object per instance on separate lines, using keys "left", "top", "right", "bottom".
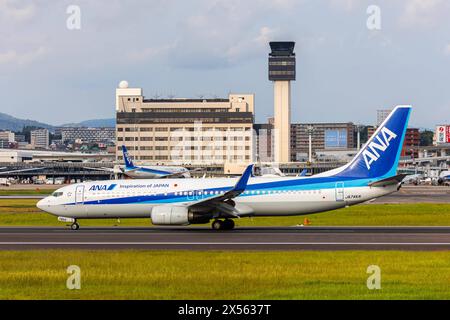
{"left": 1, "top": 0, "right": 449, "bottom": 128}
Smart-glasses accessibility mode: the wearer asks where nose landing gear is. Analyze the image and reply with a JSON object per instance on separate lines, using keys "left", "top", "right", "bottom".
{"left": 211, "top": 219, "right": 235, "bottom": 230}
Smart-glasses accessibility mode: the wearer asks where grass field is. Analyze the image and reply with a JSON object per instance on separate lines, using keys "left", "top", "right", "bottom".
{"left": 1, "top": 198, "right": 450, "bottom": 226}
{"left": 0, "top": 250, "right": 449, "bottom": 299}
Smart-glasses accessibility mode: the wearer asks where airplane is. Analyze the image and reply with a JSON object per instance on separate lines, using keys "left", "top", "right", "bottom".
{"left": 438, "top": 170, "right": 450, "bottom": 185}
{"left": 401, "top": 173, "right": 423, "bottom": 185}
{"left": 120, "top": 145, "right": 191, "bottom": 178}
{"left": 37, "top": 105, "right": 411, "bottom": 231}
{"left": 84, "top": 145, "right": 192, "bottom": 179}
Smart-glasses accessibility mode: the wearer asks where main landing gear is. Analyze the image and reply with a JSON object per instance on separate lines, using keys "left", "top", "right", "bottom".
{"left": 211, "top": 219, "right": 235, "bottom": 230}
{"left": 70, "top": 221, "right": 80, "bottom": 230}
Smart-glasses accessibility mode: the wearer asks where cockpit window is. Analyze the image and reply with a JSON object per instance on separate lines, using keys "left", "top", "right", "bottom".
{"left": 52, "top": 192, "right": 64, "bottom": 197}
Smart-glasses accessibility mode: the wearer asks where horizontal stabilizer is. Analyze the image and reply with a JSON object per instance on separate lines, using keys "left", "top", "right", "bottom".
{"left": 369, "top": 174, "right": 408, "bottom": 187}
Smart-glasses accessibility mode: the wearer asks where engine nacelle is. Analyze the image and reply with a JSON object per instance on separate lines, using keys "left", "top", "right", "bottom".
{"left": 151, "top": 206, "right": 189, "bottom": 225}
{"left": 151, "top": 206, "right": 212, "bottom": 225}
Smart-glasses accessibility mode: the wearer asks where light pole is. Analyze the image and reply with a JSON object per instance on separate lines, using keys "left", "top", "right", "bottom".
{"left": 306, "top": 125, "right": 315, "bottom": 163}
{"left": 356, "top": 124, "right": 364, "bottom": 151}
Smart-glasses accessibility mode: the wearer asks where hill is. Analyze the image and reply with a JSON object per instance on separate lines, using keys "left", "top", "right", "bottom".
{"left": 0, "top": 112, "right": 115, "bottom": 132}
{"left": 0, "top": 112, "right": 54, "bottom": 132}
{"left": 60, "top": 118, "right": 115, "bottom": 128}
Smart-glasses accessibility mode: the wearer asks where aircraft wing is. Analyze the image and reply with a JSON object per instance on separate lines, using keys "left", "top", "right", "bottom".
{"left": 122, "top": 167, "right": 140, "bottom": 173}
{"left": 158, "top": 167, "right": 202, "bottom": 178}
{"left": 159, "top": 171, "right": 190, "bottom": 178}
{"left": 187, "top": 164, "right": 254, "bottom": 217}
{"left": 369, "top": 174, "right": 408, "bottom": 187}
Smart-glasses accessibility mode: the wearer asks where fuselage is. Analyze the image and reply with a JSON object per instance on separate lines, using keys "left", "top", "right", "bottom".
{"left": 122, "top": 165, "right": 190, "bottom": 179}
{"left": 37, "top": 175, "right": 398, "bottom": 219}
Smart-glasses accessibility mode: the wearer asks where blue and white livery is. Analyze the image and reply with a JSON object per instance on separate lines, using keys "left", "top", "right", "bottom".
{"left": 120, "top": 145, "right": 191, "bottom": 179}
{"left": 37, "top": 106, "right": 412, "bottom": 230}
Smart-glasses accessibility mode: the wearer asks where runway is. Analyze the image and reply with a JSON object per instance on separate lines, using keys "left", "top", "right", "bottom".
{"left": 1, "top": 226, "right": 450, "bottom": 250}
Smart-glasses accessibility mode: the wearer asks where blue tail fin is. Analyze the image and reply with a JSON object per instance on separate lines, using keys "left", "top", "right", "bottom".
{"left": 336, "top": 105, "right": 412, "bottom": 179}
{"left": 122, "top": 145, "right": 136, "bottom": 169}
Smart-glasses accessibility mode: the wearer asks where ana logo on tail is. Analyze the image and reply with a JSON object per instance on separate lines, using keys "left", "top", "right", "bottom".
{"left": 363, "top": 127, "right": 397, "bottom": 170}
{"left": 124, "top": 151, "right": 132, "bottom": 164}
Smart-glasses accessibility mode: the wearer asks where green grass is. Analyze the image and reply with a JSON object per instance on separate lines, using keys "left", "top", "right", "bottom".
{"left": 0, "top": 250, "right": 450, "bottom": 299}
{"left": 1, "top": 199, "right": 450, "bottom": 226}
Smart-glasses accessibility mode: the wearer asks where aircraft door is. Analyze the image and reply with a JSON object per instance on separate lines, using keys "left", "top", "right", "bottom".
{"left": 75, "top": 185, "right": 85, "bottom": 204}
{"left": 335, "top": 182, "right": 345, "bottom": 202}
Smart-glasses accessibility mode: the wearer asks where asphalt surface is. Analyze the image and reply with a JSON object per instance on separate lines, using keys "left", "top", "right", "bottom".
{"left": 372, "top": 186, "right": 450, "bottom": 203}
{"left": 1, "top": 226, "right": 450, "bottom": 250}
{"left": 0, "top": 195, "right": 46, "bottom": 199}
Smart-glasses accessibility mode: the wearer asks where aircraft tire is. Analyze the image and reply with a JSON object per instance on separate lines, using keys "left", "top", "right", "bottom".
{"left": 71, "top": 222, "right": 80, "bottom": 230}
{"left": 212, "top": 220, "right": 223, "bottom": 230}
{"left": 224, "top": 219, "right": 235, "bottom": 230}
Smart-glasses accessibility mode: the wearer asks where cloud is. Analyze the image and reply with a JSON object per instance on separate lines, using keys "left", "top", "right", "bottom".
{"left": 444, "top": 44, "right": 450, "bottom": 56}
{"left": 164, "top": 0, "right": 301, "bottom": 69}
{"left": 329, "top": 0, "right": 361, "bottom": 12}
{"left": 0, "top": 46, "right": 48, "bottom": 66}
{"left": 399, "top": 0, "right": 448, "bottom": 28}
{"left": 0, "top": 0, "right": 36, "bottom": 22}
{"left": 127, "top": 44, "right": 175, "bottom": 63}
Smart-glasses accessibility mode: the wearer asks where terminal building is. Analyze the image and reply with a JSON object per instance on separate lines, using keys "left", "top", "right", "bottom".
{"left": 115, "top": 81, "right": 254, "bottom": 168}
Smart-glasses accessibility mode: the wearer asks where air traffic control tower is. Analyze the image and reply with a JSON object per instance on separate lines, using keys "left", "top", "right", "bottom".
{"left": 268, "top": 41, "right": 296, "bottom": 163}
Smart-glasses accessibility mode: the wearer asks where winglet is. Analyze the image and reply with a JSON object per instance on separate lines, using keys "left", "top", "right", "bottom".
{"left": 234, "top": 164, "right": 254, "bottom": 192}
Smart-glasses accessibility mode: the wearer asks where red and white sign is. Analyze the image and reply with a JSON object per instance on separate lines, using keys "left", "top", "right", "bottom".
{"left": 436, "top": 125, "right": 450, "bottom": 144}
{"left": 447, "top": 126, "right": 450, "bottom": 143}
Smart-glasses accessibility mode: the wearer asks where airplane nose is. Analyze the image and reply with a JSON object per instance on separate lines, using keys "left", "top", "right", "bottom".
{"left": 36, "top": 198, "right": 47, "bottom": 211}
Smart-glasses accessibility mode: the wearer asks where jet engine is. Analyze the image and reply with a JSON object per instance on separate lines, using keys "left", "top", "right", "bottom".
{"left": 151, "top": 206, "right": 210, "bottom": 225}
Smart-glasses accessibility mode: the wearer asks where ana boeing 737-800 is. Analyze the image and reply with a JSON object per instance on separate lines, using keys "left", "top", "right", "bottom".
{"left": 37, "top": 106, "right": 411, "bottom": 230}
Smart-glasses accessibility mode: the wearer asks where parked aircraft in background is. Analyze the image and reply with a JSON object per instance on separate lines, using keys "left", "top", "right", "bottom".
{"left": 120, "top": 145, "right": 191, "bottom": 179}
{"left": 84, "top": 145, "right": 192, "bottom": 179}
{"left": 438, "top": 170, "right": 450, "bottom": 185}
